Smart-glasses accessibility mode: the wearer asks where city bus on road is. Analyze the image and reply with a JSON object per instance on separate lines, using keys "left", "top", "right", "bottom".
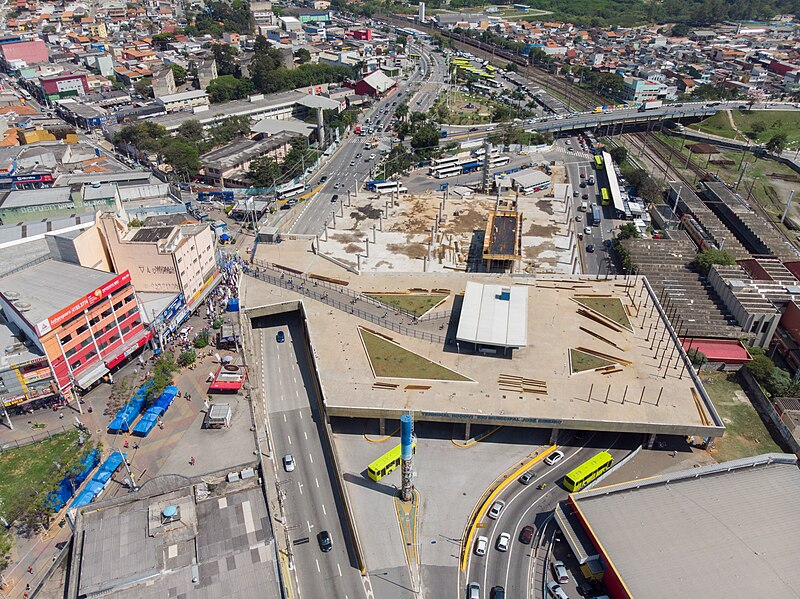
{"left": 366, "top": 179, "right": 387, "bottom": 191}
{"left": 563, "top": 451, "right": 614, "bottom": 492}
{"left": 600, "top": 187, "right": 610, "bottom": 205}
{"left": 367, "top": 442, "right": 417, "bottom": 481}
{"left": 594, "top": 155, "right": 603, "bottom": 169}
{"left": 276, "top": 182, "right": 308, "bottom": 200}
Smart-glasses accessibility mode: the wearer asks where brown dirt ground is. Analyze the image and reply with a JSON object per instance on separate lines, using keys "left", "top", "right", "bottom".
{"left": 345, "top": 243, "right": 362, "bottom": 254}
{"left": 536, "top": 199, "right": 555, "bottom": 215}
{"left": 526, "top": 222, "right": 559, "bottom": 236}
{"left": 387, "top": 243, "right": 428, "bottom": 259}
{"left": 331, "top": 232, "right": 364, "bottom": 244}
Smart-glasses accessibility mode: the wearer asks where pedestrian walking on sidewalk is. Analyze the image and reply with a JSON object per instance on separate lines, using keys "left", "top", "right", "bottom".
{"left": 28, "top": 566, "right": 33, "bottom": 574}
{"left": 190, "top": 456, "right": 196, "bottom": 466}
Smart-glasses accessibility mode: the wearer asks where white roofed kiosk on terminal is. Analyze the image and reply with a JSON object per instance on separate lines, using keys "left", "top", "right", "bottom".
{"left": 456, "top": 281, "right": 528, "bottom": 351}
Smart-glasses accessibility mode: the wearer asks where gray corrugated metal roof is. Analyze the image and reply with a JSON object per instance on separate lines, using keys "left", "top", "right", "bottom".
{"left": 574, "top": 455, "right": 800, "bottom": 598}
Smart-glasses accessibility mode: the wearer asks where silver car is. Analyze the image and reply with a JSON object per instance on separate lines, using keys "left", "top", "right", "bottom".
{"left": 282, "top": 454, "right": 295, "bottom": 472}
{"left": 467, "top": 582, "right": 481, "bottom": 599}
{"left": 552, "top": 560, "right": 569, "bottom": 584}
{"left": 488, "top": 500, "right": 506, "bottom": 519}
{"left": 546, "top": 581, "right": 568, "bottom": 599}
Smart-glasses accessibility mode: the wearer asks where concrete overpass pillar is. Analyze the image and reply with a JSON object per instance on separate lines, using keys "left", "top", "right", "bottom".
{"left": 645, "top": 432, "right": 657, "bottom": 449}
{"left": 549, "top": 427, "right": 560, "bottom": 445}
{"left": 379, "top": 417, "right": 386, "bottom": 436}
{"left": 464, "top": 422, "right": 471, "bottom": 440}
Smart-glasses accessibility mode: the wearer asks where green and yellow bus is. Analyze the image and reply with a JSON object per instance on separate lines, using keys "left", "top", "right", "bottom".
{"left": 367, "top": 442, "right": 417, "bottom": 481}
{"left": 563, "top": 451, "right": 613, "bottom": 492}
{"left": 485, "top": 64, "right": 497, "bottom": 73}
{"left": 594, "top": 155, "right": 603, "bottom": 169}
{"left": 600, "top": 187, "right": 610, "bottom": 206}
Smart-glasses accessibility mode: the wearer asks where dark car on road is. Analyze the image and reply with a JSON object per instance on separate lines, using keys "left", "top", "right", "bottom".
{"left": 276, "top": 330, "right": 285, "bottom": 343}
{"left": 586, "top": 244, "right": 595, "bottom": 253}
{"left": 331, "top": 194, "right": 339, "bottom": 202}
{"left": 519, "top": 525, "right": 535, "bottom": 544}
{"left": 318, "top": 530, "right": 332, "bottom": 552}
{"left": 491, "top": 586, "right": 505, "bottom": 599}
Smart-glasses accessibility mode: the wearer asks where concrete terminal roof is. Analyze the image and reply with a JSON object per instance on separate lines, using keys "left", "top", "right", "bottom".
{"left": 456, "top": 281, "right": 528, "bottom": 348}
{"left": 571, "top": 454, "right": 800, "bottom": 598}
{"left": 243, "top": 267, "right": 724, "bottom": 438}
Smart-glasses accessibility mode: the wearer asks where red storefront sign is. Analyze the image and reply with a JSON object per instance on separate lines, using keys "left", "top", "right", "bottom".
{"left": 36, "top": 271, "right": 131, "bottom": 336}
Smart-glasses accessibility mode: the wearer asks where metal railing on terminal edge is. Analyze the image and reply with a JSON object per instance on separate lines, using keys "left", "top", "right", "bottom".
{"left": 246, "top": 262, "right": 447, "bottom": 345}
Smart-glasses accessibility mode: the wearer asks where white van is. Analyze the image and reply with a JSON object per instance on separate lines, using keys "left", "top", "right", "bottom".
{"left": 580, "top": 202, "right": 588, "bottom": 212}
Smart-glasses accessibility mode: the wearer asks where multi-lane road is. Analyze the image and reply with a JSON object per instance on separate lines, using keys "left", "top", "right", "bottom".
{"left": 254, "top": 313, "right": 366, "bottom": 599}
{"left": 465, "top": 434, "right": 634, "bottom": 599}
{"left": 288, "top": 38, "right": 447, "bottom": 236}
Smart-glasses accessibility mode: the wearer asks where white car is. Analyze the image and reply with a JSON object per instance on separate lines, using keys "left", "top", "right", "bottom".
{"left": 369, "top": 153, "right": 376, "bottom": 160}
{"left": 552, "top": 560, "right": 569, "bottom": 584}
{"left": 546, "top": 581, "right": 569, "bottom": 599}
{"left": 487, "top": 500, "right": 506, "bottom": 519}
{"left": 282, "top": 454, "right": 295, "bottom": 472}
{"left": 544, "top": 450, "right": 565, "bottom": 466}
{"left": 583, "top": 227, "right": 592, "bottom": 236}
{"left": 467, "top": 582, "right": 481, "bottom": 599}
{"left": 496, "top": 532, "right": 510, "bottom": 552}
{"left": 474, "top": 535, "right": 488, "bottom": 556}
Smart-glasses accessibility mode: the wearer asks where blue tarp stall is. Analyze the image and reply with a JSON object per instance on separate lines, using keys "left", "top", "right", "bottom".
{"left": 68, "top": 451, "right": 128, "bottom": 509}
{"left": 108, "top": 380, "right": 154, "bottom": 433}
{"left": 92, "top": 451, "right": 126, "bottom": 484}
{"left": 46, "top": 449, "right": 101, "bottom": 511}
{"left": 132, "top": 414, "right": 158, "bottom": 437}
{"left": 227, "top": 298, "right": 240, "bottom": 312}
{"left": 70, "top": 489, "right": 97, "bottom": 509}
{"left": 132, "top": 386, "right": 179, "bottom": 437}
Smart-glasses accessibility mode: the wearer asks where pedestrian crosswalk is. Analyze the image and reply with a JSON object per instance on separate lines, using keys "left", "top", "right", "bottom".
{"left": 552, "top": 146, "right": 594, "bottom": 160}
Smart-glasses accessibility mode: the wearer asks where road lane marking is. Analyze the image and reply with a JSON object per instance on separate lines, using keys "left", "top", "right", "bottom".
{"left": 316, "top": 559, "right": 320, "bottom": 573}
{"left": 298, "top": 482, "right": 303, "bottom": 495}
{"left": 304, "top": 431, "right": 308, "bottom": 440}
{"left": 309, "top": 453, "right": 314, "bottom": 464}
{"left": 287, "top": 435, "right": 292, "bottom": 445}
{"left": 337, "top": 563, "right": 342, "bottom": 577}
{"left": 299, "top": 411, "right": 303, "bottom": 419}
{"left": 308, "top": 520, "right": 314, "bottom": 532}
{"left": 322, "top": 504, "right": 327, "bottom": 515}
{"left": 315, "top": 478, "right": 319, "bottom": 488}
{"left": 283, "top": 414, "right": 287, "bottom": 422}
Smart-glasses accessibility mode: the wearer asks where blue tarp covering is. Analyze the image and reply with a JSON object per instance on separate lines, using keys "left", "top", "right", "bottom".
{"left": 70, "top": 489, "right": 96, "bottom": 509}
{"left": 108, "top": 380, "right": 154, "bottom": 433}
{"left": 46, "top": 449, "right": 101, "bottom": 511}
{"left": 132, "top": 386, "right": 179, "bottom": 437}
{"left": 84, "top": 480, "right": 105, "bottom": 497}
{"left": 219, "top": 233, "right": 231, "bottom": 241}
{"left": 227, "top": 298, "right": 239, "bottom": 312}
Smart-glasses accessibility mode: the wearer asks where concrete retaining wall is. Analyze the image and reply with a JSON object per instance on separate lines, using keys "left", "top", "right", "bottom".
{"left": 740, "top": 368, "right": 800, "bottom": 456}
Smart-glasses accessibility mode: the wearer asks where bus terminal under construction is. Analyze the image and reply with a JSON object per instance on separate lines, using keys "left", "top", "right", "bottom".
{"left": 242, "top": 259, "right": 725, "bottom": 446}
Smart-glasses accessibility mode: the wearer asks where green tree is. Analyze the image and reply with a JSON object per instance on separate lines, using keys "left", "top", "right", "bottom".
{"left": 609, "top": 146, "right": 628, "bottom": 164}
{"left": 766, "top": 132, "right": 788, "bottom": 154}
{"left": 691, "top": 247, "right": 736, "bottom": 274}
{"left": 411, "top": 122, "right": 441, "bottom": 158}
{"left": 248, "top": 155, "right": 281, "bottom": 187}
{"left": 178, "top": 119, "right": 204, "bottom": 142}
{"left": 134, "top": 77, "right": 154, "bottom": 98}
{"left": 193, "top": 330, "right": 210, "bottom": 349}
{"left": 746, "top": 353, "right": 775, "bottom": 382}
{"left": 161, "top": 137, "right": 201, "bottom": 178}
{"left": 170, "top": 63, "right": 188, "bottom": 85}
{"left": 206, "top": 75, "right": 253, "bottom": 103}
{"left": 294, "top": 48, "right": 312, "bottom": 64}
{"left": 211, "top": 43, "right": 240, "bottom": 76}
{"left": 765, "top": 367, "right": 794, "bottom": 396}
{"left": 616, "top": 222, "right": 640, "bottom": 240}
{"left": 207, "top": 115, "right": 251, "bottom": 146}
{"left": 395, "top": 103, "right": 409, "bottom": 122}
{"left": 177, "top": 350, "right": 196, "bottom": 367}
{"left": 671, "top": 23, "right": 691, "bottom": 36}
{"left": 686, "top": 348, "right": 707, "bottom": 366}
{"left": 115, "top": 121, "right": 168, "bottom": 152}
{"left": 146, "top": 352, "right": 179, "bottom": 403}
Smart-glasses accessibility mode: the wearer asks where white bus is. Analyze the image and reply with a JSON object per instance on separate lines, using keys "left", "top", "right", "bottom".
{"left": 490, "top": 156, "right": 510, "bottom": 167}
{"left": 277, "top": 182, "right": 308, "bottom": 200}
{"left": 374, "top": 182, "right": 408, "bottom": 195}
{"left": 434, "top": 165, "right": 462, "bottom": 179}
{"left": 430, "top": 155, "right": 460, "bottom": 168}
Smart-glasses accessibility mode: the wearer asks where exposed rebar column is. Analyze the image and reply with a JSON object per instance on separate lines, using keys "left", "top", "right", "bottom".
{"left": 400, "top": 413, "right": 415, "bottom": 502}
{"left": 481, "top": 140, "right": 491, "bottom": 194}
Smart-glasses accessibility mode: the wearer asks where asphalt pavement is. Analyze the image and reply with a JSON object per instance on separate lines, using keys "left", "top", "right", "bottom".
{"left": 288, "top": 39, "right": 446, "bottom": 237}
{"left": 254, "top": 315, "right": 366, "bottom": 599}
{"left": 465, "top": 433, "right": 635, "bottom": 599}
